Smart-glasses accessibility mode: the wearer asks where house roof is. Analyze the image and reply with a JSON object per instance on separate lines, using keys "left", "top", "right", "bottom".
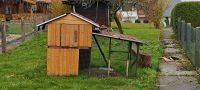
{"left": 37, "top": 12, "right": 100, "bottom": 27}
{"left": 23, "top": 0, "right": 36, "bottom": 4}
{"left": 93, "top": 31, "right": 143, "bottom": 44}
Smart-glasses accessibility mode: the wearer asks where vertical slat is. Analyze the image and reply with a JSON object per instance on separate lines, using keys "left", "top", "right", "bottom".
{"left": 55, "top": 48, "right": 59, "bottom": 75}
{"left": 61, "top": 24, "right": 65, "bottom": 46}
{"left": 79, "top": 24, "right": 92, "bottom": 47}
{"left": 70, "top": 25, "right": 79, "bottom": 47}
{"left": 58, "top": 48, "right": 62, "bottom": 76}
{"left": 181, "top": 20, "right": 185, "bottom": 45}
{"left": 52, "top": 48, "right": 56, "bottom": 75}
{"left": 177, "top": 19, "right": 181, "bottom": 41}
{"left": 186, "top": 23, "right": 192, "bottom": 60}
{"left": 48, "top": 24, "right": 56, "bottom": 46}
{"left": 70, "top": 48, "right": 79, "bottom": 75}
{"left": 55, "top": 24, "right": 61, "bottom": 46}
{"left": 70, "top": 48, "right": 74, "bottom": 75}
{"left": 47, "top": 48, "right": 51, "bottom": 75}
{"left": 66, "top": 48, "right": 70, "bottom": 75}
{"left": 79, "top": 25, "right": 84, "bottom": 47}
{"left": 86, "top": 25, "right": 92, "bottom": 47}
{"left": 195, "top": 27, "right": 200, "bottom": 67}
{"left": 63, "top": 48, "right": 67, "bottom": 75}
{"left": 75, "top": 49, "right": 79, "bottom": 75}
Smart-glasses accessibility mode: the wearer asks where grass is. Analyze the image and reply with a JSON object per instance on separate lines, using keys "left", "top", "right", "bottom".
{"left": 0, "top": 22, "right": 162, "bottom": 90}
{"left": 7, "top": 23, "right": 33, "bottom": 34}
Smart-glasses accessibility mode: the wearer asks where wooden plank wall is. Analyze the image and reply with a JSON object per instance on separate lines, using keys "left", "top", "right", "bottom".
{"left": 49, "top": 23, "right": 92, "bottom": 48}
{"left": 47, "top": 47, "right": 79, "bottom": 76}
{"left": 79, "top": 24, "right": 92, "bottom": 47}
{"left": 47, "top": 15, "right": 93, "bottom": 76}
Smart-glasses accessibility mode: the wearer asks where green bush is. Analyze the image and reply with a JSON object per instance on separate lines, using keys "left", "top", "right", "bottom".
{"left": 143, "top": 19, "right": 149, "bottom": 23}
{"left": 135, "top": 19, "right": 141, "bottom": 23}
{"left": 171, "top": 2, "right": 200, "bottom": 30}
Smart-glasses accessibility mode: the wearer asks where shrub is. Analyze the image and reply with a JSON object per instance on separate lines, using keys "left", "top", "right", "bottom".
{"left": 143, "top": 19, "right": 149, "bottom": 23}
{"left": 135, "top": 19, "right": 141, "bottom": 23}
{"left": 171, "top": 2, "right": 200, "bottom": 29}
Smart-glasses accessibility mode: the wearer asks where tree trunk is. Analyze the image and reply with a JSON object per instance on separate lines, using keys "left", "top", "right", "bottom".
{"left": 114, "top": 12, "right": 123, "bottom": 34}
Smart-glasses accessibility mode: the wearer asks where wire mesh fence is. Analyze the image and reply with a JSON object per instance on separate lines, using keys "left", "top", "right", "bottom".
{"left": 0, "top": 15, "right": 49, "bottom": 53}
{"left": 175, "top": 19, "right": 200, "bottom": 67}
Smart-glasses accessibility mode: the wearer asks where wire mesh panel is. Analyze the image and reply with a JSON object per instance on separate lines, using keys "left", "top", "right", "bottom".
{"left": 176, "top": 20, "right": 200, "bottom": 67}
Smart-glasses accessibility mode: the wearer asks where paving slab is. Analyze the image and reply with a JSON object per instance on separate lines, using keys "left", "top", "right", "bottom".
{"left": 157, "top": 28, "right": 200, "bottom": 90}
{"left": 157, "top": 76, "right": 200, "bottom": 90}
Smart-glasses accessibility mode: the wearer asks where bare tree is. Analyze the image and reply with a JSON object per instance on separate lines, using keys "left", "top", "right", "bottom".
{"left": 50, "top": 0, "right": 71, "bottom": 18}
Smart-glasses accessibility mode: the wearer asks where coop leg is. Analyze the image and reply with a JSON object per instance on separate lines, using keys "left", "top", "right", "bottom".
{"left": 108, "top": 60, "right": 111, "bottom": 76}
{"left": 126, "top": 60, "right": 129, "bottom": 77}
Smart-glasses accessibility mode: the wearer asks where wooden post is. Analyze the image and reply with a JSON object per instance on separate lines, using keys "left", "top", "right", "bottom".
{"left": 195, "top": 27, "right": 200, "bottom": 67}
{"left": 108, "top": 60, "right": 111, "bottom": 76}
{"left": 33, "top": 16, "right": 37, "bottom": 35}
{"left": 186, "top": 23, "right": 192, "bottom": 60}
{"left": 21, "top": 18, "right": 25, "bottom": 42}
{"left": 1, "top": 22, "right": 6, "bottom": 53}
{"left": 126, "top": 60, "right": 129, "bottom": 77}
{"left": 42, "top": 16, "right": 46, "bottom": 32}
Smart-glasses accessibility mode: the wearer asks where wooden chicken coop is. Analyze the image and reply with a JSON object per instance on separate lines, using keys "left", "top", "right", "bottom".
{"left": 37, "top": 12, "right": 100, "bottom": 76}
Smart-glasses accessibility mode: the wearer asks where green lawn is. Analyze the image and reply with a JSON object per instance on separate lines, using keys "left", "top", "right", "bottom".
{"left": 7, "top": 23, "right": 33, "bottom": 34}
{"left": 0, "top": 22, "right": 162, "bottom": 90}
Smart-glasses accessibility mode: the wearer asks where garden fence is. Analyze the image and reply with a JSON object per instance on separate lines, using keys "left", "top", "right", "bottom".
{"left": 0, "top": 15, "right": 49, "bottom": 53}
{"left": 175, "top": 19, "right": 200, "bottom": 67}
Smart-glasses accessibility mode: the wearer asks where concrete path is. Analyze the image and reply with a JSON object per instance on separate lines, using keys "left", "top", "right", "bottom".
{"left": 156, "top": 28, "right": 200, "bottom": 90}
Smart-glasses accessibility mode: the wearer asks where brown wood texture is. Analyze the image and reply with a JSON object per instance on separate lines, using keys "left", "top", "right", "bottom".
{"left": 47, "top": 13, "right": 94, "bottom": 76}
{"left": 79, "top": 24, "right": 92, "bottom": 47}
{"left": 48, "top": 14, "right": 93, "bottom": 48}
{"left": 47, "top": 47, "right": 79, "bottom": 76}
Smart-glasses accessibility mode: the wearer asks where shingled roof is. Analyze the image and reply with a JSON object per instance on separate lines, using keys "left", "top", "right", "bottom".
{"left": 37, "top": 12, "right": 100, "bottom": 27}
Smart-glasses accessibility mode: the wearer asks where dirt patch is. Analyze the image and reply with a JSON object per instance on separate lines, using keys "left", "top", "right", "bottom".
{"left": 89, "top": 67, "right": 120, "bottom": 78}
{"left": 0, "top": 34, "right": 21, "bottom": 45}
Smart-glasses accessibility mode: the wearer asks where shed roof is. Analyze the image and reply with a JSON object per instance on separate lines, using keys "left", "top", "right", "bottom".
{"left": 93, "top": 31, "right": 143, "bottom": 44}
{"left": 37, "top": 12, "right": 100, "bottom": 27}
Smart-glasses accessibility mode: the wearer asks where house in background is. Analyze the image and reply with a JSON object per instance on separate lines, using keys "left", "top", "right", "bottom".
{"left": 118, "top": 11, "right": 138, "bottom": 23}
{"left": 0, "top": 0, "right": 36, "bottom": 20}
{"left": 137, "top": 8, "right": 147, "bottom": 22}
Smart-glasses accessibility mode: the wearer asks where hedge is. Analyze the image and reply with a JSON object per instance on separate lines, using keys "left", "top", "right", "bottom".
{"left": 171, "top": 2, "right": 200, "bottom": 29}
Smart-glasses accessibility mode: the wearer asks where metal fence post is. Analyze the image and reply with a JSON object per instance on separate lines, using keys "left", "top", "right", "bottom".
{"left": 177, "top": 18, "right": 181, "bottom": 40}
{"left": 181, "top": 20, "right": 185, "bottom": 45}
{"left": 186, "top": 23, "right": 192, "bottom": 60}
{"left": 195, "top": 27, "right": 200, "bottom": 67}
{"left": 192, "top": 28, "right": 196, "bottom": 42}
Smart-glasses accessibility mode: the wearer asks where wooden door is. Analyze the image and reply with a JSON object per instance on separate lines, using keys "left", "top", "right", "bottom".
{"left": 61, "top": 24, "right": 79, "bottom": 47}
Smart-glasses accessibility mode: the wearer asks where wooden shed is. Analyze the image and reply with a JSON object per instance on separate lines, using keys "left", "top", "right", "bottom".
{"left": 37, "top": 12, "right": 100, "bottom": 76}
